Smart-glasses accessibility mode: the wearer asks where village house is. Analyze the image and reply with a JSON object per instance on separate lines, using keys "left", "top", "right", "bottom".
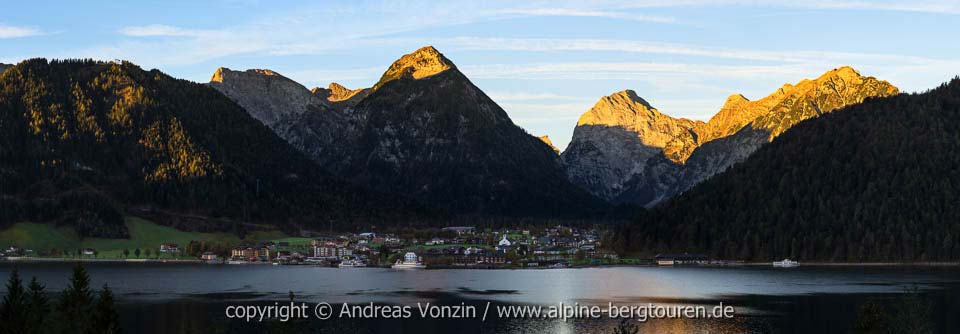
{"left": 655, "top": 253, "right": 708, "bottom": 266}
{"left": 441, "top": 226, "right": 475, "bottom": 235}
{"left": 231, "top": 246, "right": 257, "bottom": 259}
{"left": 159, "top": 243, "right": 179, "bottom": 253}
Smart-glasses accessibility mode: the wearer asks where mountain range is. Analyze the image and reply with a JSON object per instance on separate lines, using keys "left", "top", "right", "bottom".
{"left": 211, "top": 46, "right": 608, "bottom": 217}
{"left": 612, "top": 77, "right": 960, "bottom": 261}
{"left": 3, "top": 47, "right": 957, "bottom": 257}
{"left": 0, "top": 59, "right": 430, "bottom": 237}
{"left": 562, "top": 66, "right": 899, "bottom": 206}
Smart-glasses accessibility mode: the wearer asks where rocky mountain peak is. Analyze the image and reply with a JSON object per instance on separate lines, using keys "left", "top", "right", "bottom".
{"left": 325, "top": 82, "right": 368, "bottom": 102}
{"left": 212, "top": 47, "right": 605, "bottom": 217}
{"left": 564, "top": 66, "right": 899, "bottom": 206}
{"left": 538, "top": 135, "right": 560, "bottom": 154}
{"left": 722, "top": 93, "right": 749, "bottom": 107}
{"left": 822, "top": 65, "right": 860, "bottom": 80}
{"left": 577, "top": 90, "right": 663, "bottom": 127}
{"left": 750, "top": 65, "right": 898, "bottom": 138}
{"left": 610, "top": 89, "right": 654, "bottom": 107}
{"left": 562, "top": 89, "right": 703, "bottom": 200}
{"left": 208, "top": 67, "right": 317, "bottom": 130}
{"left": 328, "top": 82, "right": 351, "bottom": 95}
{"left": 374, "top": 46, "right": 456, "bottom": 88}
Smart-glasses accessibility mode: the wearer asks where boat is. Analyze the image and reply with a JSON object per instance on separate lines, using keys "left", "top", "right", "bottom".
{"left": 391, "top": 252, "right": 426, "bottom": 269}
{"left": 338, "top": 259, "right": 367, "bottom": 268}
{"left": 773, "top": 259, "right": 799, "bottom": 268}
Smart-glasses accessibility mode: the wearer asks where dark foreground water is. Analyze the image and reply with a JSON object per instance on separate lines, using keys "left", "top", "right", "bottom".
{"left": 1, "top": 262, "right": 958, "bottom": 333}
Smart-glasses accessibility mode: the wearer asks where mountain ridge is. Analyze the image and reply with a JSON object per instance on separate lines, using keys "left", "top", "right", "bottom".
{"left": 211, "top": 46, "right": 608, "bottom": 217}
{"left": 612, "top": 77, "right": 960, "bottom": 261}
{"left": 0, "top": 59, "right": 431, "bottom": 238}
{"left": 563, "top": 66, "right": 898, "bottom": 206}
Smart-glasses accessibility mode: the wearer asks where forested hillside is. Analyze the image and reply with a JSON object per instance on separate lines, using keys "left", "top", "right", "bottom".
{"left": 611, "top": 78, "right": 960, "bottom": 262}
{"left": 0, "top": 59, "right": 432, "bottom": 238}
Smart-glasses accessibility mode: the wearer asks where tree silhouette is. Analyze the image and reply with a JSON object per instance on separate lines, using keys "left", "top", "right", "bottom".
{"left": 55, "top": 263, "right": 93, "bottom": 334}
{"left": 0, "top": 268, "right": 27, "bottom": 333}
{"left": 26, "top": 277, "right": 49, "bottom": 334}
{"left": 90, "top": 284, "right": 121, "bottom": 334}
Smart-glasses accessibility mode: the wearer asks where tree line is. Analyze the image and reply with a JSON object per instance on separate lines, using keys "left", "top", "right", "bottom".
{"left": 0, "top": 59, "right": 435, "bottom": 238}
{"left": 1, "top": 263, "right": 120, "bottom": 334}
{"left": 611, "top": 78, "right": 960, "bottom": 262}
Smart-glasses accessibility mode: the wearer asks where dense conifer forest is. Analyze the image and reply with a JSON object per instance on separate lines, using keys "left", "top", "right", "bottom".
{"left": 610, "top": 78, "right": 960, "bottom": 261}
{"left": 0, "top": 59, "right": 433, "bottom": 237}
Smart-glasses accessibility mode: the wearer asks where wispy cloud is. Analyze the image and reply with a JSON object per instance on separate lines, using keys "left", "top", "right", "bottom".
{"left": 119, "top": 24, "right": 206, "bottom": 37}
{"left": 784, "top": 0, "right": 960, "bottom": 14}
{"left": 495, "top": 8, "right": 677, "bottom": 23}
{"left": 486, "top": 91, "right": 594, "bottom": 102}
{"left": 440, "top": 37, "right": 942, "bottom": 64}
{"left": 462, "top": 62, "right": 817, "bottom": 81}
{"left": 0, "top": 24, "right": 44, "bottom": 39}
{"left": 581, "top": 0, "right": 960, "bottom": 14}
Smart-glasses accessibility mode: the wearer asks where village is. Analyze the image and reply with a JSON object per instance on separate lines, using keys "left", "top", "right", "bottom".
{"left": 0, "top": 224, "right": 766, "bottom": 268}
{"left": 221, "top": 225, "right": 619, "bottom": 269}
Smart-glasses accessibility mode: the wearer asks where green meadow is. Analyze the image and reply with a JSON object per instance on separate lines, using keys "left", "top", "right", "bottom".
{"left": 0, "top": 217, "right": 289, "bottom": 259}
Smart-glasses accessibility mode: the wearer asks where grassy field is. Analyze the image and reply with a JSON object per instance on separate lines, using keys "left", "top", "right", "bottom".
{"left": 0, "top": 217, "right": 289, "bottom": 259}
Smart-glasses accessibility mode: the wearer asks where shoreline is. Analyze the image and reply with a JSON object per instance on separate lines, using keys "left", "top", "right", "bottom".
{"left": 758, "top": 262, "right": 960, "bottom": 267}
{"left": 3, "top": 257, "right": 957, "bottom": 268}
{"left": 2, "top": 256, "right": 201, "bottom": 263}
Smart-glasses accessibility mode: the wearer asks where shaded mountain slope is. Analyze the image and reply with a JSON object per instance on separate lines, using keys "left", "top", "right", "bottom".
{"left": 564, "top": 67, "right": 898, "bottom": 206}
{"left": 0, "top": 59, "right": 432, "bottom": 237}
{"left": 212, "top": 46, "right": 608, "bottom": 217}
{"left": 612, "top": 78, "right": 960, "bottom": 261}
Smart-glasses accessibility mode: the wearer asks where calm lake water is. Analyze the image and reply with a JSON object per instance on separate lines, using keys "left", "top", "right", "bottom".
{"left": 1, "top": 262, "right": 958, "bottom": 333}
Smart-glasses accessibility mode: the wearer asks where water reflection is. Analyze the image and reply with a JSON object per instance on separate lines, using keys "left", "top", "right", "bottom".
{"left": 0, "top": 263, "right": 957, "bottom": 333}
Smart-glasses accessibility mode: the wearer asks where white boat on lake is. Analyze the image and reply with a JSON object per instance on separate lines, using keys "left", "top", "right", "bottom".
{"left": 391, "top": 252, "right": 426, "bottom": 269}
{"left": 338, "top": 259, "right": 367, "bottom": 268}
{"left": 773, "top": 259, "right": 799, "bottom": 268}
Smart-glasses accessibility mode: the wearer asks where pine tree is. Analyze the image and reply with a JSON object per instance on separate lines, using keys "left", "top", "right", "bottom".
{"left": 90, "top": 284, "right": 120, "bottom": 334}
{"left": 0, "top": 268, "right": 28, "bottom": 333}
{"left": 55, "top": 263, "right": 94, "bottom": 334}
{"left": 26, "top": 276, "right": 50, "bottom": 334}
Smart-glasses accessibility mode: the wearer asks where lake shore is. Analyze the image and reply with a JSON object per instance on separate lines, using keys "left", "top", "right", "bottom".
{"left": 4, "top": 256, "right": 958, "bottom": 268}
{"left": 2, "top": 256, "right": 201, "bottom": 263}
{"left": 742, "top": 261, "right": 960, "bottom": 266}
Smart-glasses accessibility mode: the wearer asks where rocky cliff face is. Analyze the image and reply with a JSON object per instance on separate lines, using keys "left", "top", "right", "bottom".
{"left": 310, "top": 82, "right": 370, "bottom": 111}
{"left": 0, "top": 59, "right": 429, "bottom": 236}
{"left": 561, "top": 90, "right": 703, "bottom": 200}
{"left": 564, "top": 66, "right": 898, "bottom": 206}
{"left": 209, "top": 68, "right": 320, "bottom": 131}
{"left": 212, "top": 46, "right": 606, "bottom": 217}
{"left": 0, "top": 63, "right": 11, "bottom": 75}
{"left": 538, "top": 136, "right": 560, "bottom": 154}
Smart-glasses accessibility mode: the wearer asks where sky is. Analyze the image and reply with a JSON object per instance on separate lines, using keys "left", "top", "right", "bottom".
{"left": 2, "top": 0, "right": 959, "bottom": 150}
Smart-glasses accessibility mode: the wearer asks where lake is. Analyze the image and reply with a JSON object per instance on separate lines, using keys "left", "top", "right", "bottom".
{"left": 1, "top": 262, "right": 958, "bottom": 333}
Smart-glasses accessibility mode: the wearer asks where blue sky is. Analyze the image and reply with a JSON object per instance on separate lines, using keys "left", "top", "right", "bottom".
{"left": 2, "top": 0, "right": 959, "bottom": 150}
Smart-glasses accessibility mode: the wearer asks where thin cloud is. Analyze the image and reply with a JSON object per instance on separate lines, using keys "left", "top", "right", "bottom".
{"left": 486, "top": 91, "right": 594, "bottom": 102}
{"left": 119, "top": 24, "right": 206, "bottom": 37}
{"left": 441, "top": 37, "right": 940, "bottom": 64}
{"left": 496, "top": 8, "right": 677, "bottom": 23}
{"left": 461, "top": 62, "right": 817, "bottom": 81}
{"left": 785, "top": 0, "right": 960, "bottom": 14}
{"left": 0, "top": 24, "right": 44, "bottom": 39}
{"left": 587, "top": 0, "right": 960, "bottom": 14}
